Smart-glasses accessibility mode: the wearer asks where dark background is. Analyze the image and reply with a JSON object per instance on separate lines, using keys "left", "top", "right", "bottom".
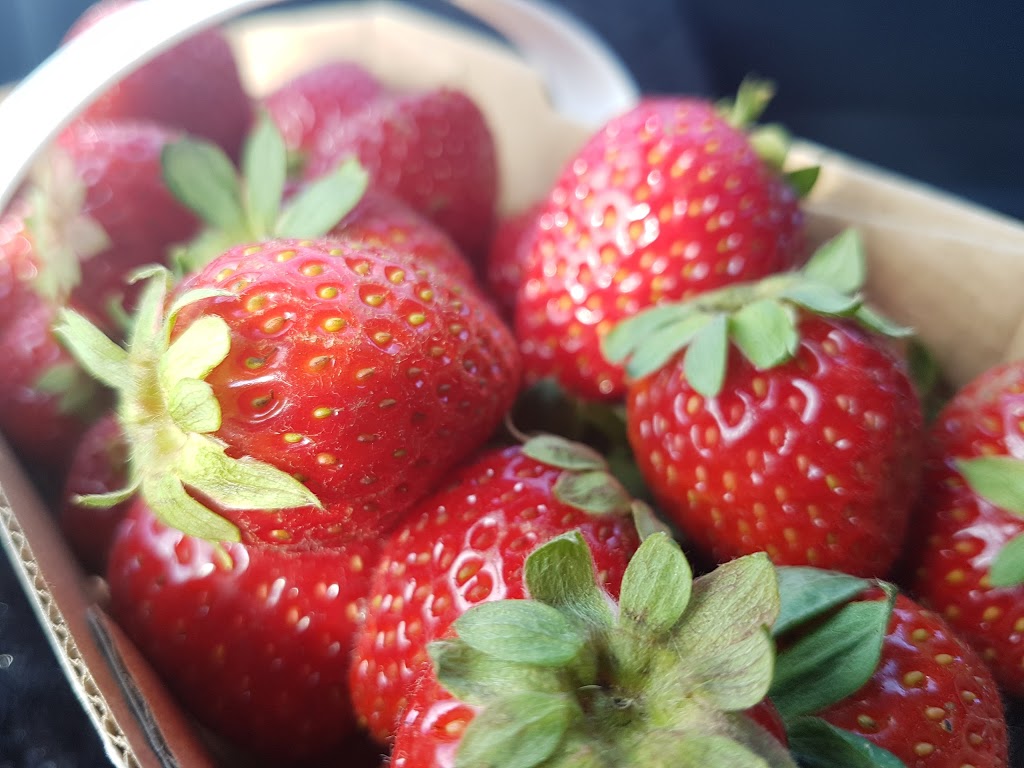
{"left": 1, "top": 1, "right": 1023, "bottom": 766}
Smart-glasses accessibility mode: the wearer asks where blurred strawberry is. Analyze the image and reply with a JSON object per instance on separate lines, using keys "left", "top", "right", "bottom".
{"left": 485, "top": 203, "right": 543, "bottom": 320}
{"left": 263, "top": 61, "right": 387, "bottom": 171}
{"left": 304, "top": 88, "right": 498, "bottom": 259}
{"left": 65, "top": 0, "right": 253, "bottom": 160}
{"left": 60, "top": 413, "right": 129, "bottom": 574}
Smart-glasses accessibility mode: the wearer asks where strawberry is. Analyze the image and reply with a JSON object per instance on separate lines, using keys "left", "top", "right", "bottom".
{"left": 65, "top": 0, "right": 253, "bottom": 160}
{"left": 56, "top": 237, "right": 520, "bottom": 547}
{"left": 262, "top": 61, "right": 387, "bottom": 169}
{"left": 0, "top": 198, "right": 38, "bottom": 331}
{"left": 106, "top": 500, "right": 378, "bottom": 764}
{"left": 164, "top": 116, "right": 476, "bottom": 290}
{"left": 59, "top": 413, "right": 129, "bottom": 574}
{"left": 904, "top": 359, "right": 1024, "bottom": 697}
{"left": 0, "top": 298, "right": 104, "bottom": 474}
{"left": 304, "top": 87, "right": 498, "bottom": 259}
{"left": 607, "top": 230, "right": 923, "bottom": 577}
{"left": 391, "top": 525, "right": 796, "bottom": 767}
{"left": 485, "top": 202, "right": 543, "bottom": 320}
{"left": 349, "top": 436, "right": 642, "bottom": 741}
{"left": 515, "top": 81, "right": 810, "bottom": 401}
{"left": 770, "top": 567, "right": 1008, "bottom": 768}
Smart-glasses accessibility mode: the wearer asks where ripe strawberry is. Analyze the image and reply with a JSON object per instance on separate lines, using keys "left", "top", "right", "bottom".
{"left": 164, "top": 117, "right": 476, "bottom": 290}
{"left": 609, "top": 230, "right": 923, "bottom": 577}
{"left": 349, "top": 437, "right": 642, "bottom": 741}
{"left": 59, "top": 413, "right": 129, "bottom": 574}
{"left": 65, "top": 0, "right": 252, "bottom": 160}
{"left": 0, "top": 298, "right": 104, "bottom": 473}
{"left": 56, "top": 238, "right": 520, "bottom": 547}
{"left": 904, "top": 359, "right": 1024, "bottom": 697}
{"left": 263, "top": 61, "right": 387, "bottom": 167}
{"left": 0, "top": 198, "right": 38, "bottom": 331}
{"left": 771, "top": 569, "right": 1008, "bottom": 768}
{"left": 304, "top": 87, "right": 498, "bottom": 258}
{"left": 106, "top": 501, "right": 378, "bottom": 764}
{"left": 515, "top": 81, "right": 808, "bottom": 401}
{"left": 392, "top": 527, "right": 796, "bottom": 767}
{"left": 485, "top": 202, "right": 543, "bottom": 320}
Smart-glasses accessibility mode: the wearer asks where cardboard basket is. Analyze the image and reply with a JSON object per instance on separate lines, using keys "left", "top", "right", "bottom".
{"left": 2, "top": 2, "right": 1024, "bottom": 766}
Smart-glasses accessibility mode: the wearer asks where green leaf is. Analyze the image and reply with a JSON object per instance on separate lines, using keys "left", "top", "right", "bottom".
{"left": 34, "top": 361, "right": 102, "bottom": 417}
{"left": 684, "top": 313, "right": 729, "bottom": 397}
{"left": 73, "top": 481, "right": 139, "bottom": 509}
{"left": 721, "top": 78, "right": 775, "bottom": 128}
{"left": 165, "top": 287, "right": 233, "bottom": 331}
{"left": 669, "top": 553, "right": 779, "bottom": 711}
{"left": 787, "top": 717, "right": 906, "bottom": 768}
{"left": 601, "top": 303, "right": 692, "bottom": 364}
{"left": 430, "top": 639, "right": 563, "bottom": 706}
{"left": 957, "top": 455, "right": 1024, "bottom": 516}
{"left": 800, "top": 229, "right": 866, "bottom": 294}
{"left": 276, "top": 157, "right": 369, "bottom": 238}
{"left": 989, "top": 532, "right": 1024, "bottom": 587}
{"left": 624, "top": 310, "right": 711, "bottom": 380}
{"left": 618, "top": 532, "right": 692, "bottom": 634}
{"left": 748, "top": 124, "right": 790, "bottom": 170}
{"left": 521, "top": 434, "right": 607, "bottom": 472}
{"left": 665, "top": 734, "right": 772, "bottom": 768}
{"left": 631, "top": 500, "right": 674, "bottom": 541}
{"left": 127, "top": 268, "right": 172, "bottom": 354}
{"left": 729, "top": 299, "right": 798, "bottom": 370}
{"left": 243, "top": 114, "right": 287, "bottom": 239}
{"left": 853, "top": 304, "right": 914, "bottom": 338}
{"left": 162, "top": 139, "right": 246, "bottom": 233}
{"left": 523, "top": 531, "right": 614, "bottom": 628}
{"left": 166, "top": 378, "right": 222, "bottom": 433}
{"left": 141, "top": 472, "right": 240, "bottom": 542}
{"left": 159, "top": 315, "right": 231, "bottom": 390}
{"left": 553, "top": 470, "right": 632, "bottom": 516}
{"left": 454, "top": 601, "right": 585, "bottom": 666}
{"left": 778, "top": 282, "right": 861, "bottom": 315}
{"left": 773, "top": 567, "right": 870, "bottom": 637}
{"left": 785, "top": 166, "right": 819, "bottom": 198}
{"left": 455, "top": 692, "right": 572, "bottom": 768}
{"left": 770, "top": 584, "right": 896, "bottom": 719}
{"left": 174, "top": 433, "right": 323, "bottom": 512}
{"left": 53, "top": 309, "right": 130, "bottom": 390}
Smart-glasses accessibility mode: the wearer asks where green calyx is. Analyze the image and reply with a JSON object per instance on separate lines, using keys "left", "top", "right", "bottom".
{"left": 519, "top": 434, "right": 635, "bottom": 517}
{"left": 715, "top": 77, "right": 818, "bottom": 197}
{"left": 768, "top": 566, "right": 906, "bottom": 768}
{"left": 602, "top": 228, "right": 913, "bottom": 398}
{"left": 163, "top": 113, "right": 369, "bottom": 275}
{"left": 956, "top": 455, "right": 1024, "bottom": 586}
{"left": 53, "top": 267, "right": 322, "bottom": 543}
{"left": 25, "top": 148, "right": 111, "bottom": 305}
{"left": 431, "top": 530, "right": 794, "bottom": 768}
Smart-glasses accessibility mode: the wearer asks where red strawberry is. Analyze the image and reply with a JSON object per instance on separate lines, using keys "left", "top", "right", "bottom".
{"left": 391, "top": 526, "right": 795, "bottom": 767}
{"left": 771, "top": 570, "right": 1008, "bottom": 768}
{"left": 56, "top": 238, "right": 520, "bottom": 547}
{"left": 609, "top": 231, "right": 923, "bottom": 577}
{"left": 485, "top": 202, "right": 543, "bottom": 320}
{"left": 515, "top": 82, "right": 808, "bottom": 402}
{"left": 349, "top": 437, "right": 642, "bottom": 741}
{"left": 0, "top": 298, "right": 105, "bottom": 473}
{"left": 60, "top": 413, "right": 129, "bottom": 574}
{"left": 304, "top": 88, "right": 498, "bottom": 259}
{"left": 65, "top": 0, "right": 252, "bottom": 160}
{"left": 50, "top": 120, "right": 201, "bottom": 327}
{"left": 263, "top": 61, "right": 387, "bottom": 166}
{"left": 905, "top": 359, "right": 1024, "bottom": 697}
{"left": 106, "top": 501, "right": 378, "bottom": 764}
